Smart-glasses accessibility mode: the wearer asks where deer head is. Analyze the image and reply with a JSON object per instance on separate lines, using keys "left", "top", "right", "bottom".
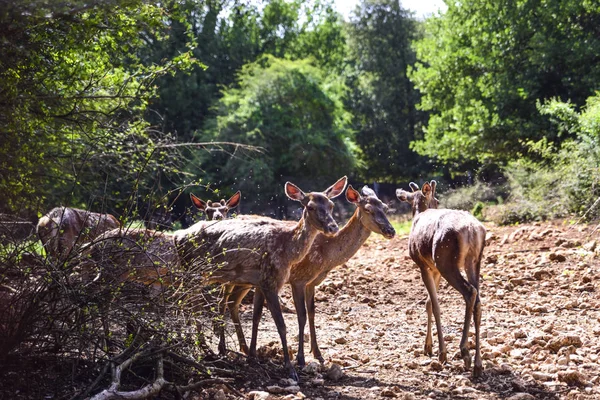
{"left": 396, "top": 180, "right": 439, "bottom": 215}
{"left": 190, "top": 191, "right": 242, "bottom": 221}
{"left": 285, "top": 176, "right": 347, "bottom": 236}
{"left": 345, "top": 185, "right": 395, "bottom": 239}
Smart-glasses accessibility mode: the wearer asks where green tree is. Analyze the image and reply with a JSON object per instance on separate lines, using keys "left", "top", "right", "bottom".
{"left": 0, "top": 1, "right": 196, "bottom": 217}
{"left": 198, "top": 56, "right": 355, "bottom": 215}
{"left": 410, "top": 0, "right": 600, "bottom": 171}
{"left": 345, "top": 0, "right": 430, "bottom": 182}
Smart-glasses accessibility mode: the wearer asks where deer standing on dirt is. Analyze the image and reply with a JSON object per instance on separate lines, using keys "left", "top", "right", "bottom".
{"left": 396, "top": 181, "right": 486, "bottom": 377}
{"left": 37, "top": 207, "right": 120, "bottom": 260}
{"left": 221, "top": 185, "right": 396, "bottom": 366}
{"left": 173, "top": 177, "right": 347, "bottom": 380}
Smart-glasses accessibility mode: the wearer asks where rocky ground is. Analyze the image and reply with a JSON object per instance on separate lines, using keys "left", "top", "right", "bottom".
{"left": 205, "top": 219, "right": 600, "bottom": 400}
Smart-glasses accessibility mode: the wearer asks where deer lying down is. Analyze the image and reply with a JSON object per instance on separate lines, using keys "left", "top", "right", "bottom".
{"left": 37, "top": 207, "right": 120, "bottom": 260}
{"left": 173, "top": 177, "right": 348, "bottom": 380}
{"left": 221, "top": 185, "right": 396, "bottom": 367}
{"left": 396, "top": 181, "right": 486, "bottom": 377}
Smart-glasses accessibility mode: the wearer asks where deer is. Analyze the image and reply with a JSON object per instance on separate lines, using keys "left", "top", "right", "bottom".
{"left": 219, "top": 185, "right": 396, "bottom": 367}
{"left": 37, "top": 207, "right": 121, "bottom": 260}
{"left": 173, "top": 177, "right": 348, "bottom": 380}
{"left": 396, "top": 181, "right": 486, "bottom": 377}
{"left": 189, "top": 191, "right": 242, "bottom": 221}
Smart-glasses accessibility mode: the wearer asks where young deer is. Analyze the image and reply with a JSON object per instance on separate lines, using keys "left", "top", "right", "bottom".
{"left": 174, "top": 177, "right": 348, "bottom": 380}
{"left": 396, "top": 181, "right": 485, "bottom": 377}
{"left": 37, "top": 207, "right": 120, "bottom": 260}
{"left": 190, "top": 191, "right": 242, "bottom": 221}
{"left": 222, "top": 185, "right": 395, "bottom": 366}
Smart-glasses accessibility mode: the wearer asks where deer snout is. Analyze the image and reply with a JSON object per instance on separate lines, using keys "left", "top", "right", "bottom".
{"left": 323, "top": 221, "right": 339, "bottom": 236}
{"left": 213, "top": 212, "right": 224, "bottom": 220}
{"left": 382, "top": 226, "right": 396, "bottom": 239}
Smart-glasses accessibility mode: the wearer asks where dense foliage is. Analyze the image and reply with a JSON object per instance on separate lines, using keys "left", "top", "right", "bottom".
{"left": 410, "top": 0, "right": 600, "bottom": 172}
{"left": 197, "top": 56, "right": 355, "bottom": 215}
{"left": 0, "top": 0, "right": 197, "bottom": 219}
{"left": 345, "top": 0, "right": 430, "bottom": 182}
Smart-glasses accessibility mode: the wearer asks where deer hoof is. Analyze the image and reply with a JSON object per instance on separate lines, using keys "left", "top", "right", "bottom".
{"left": 472, "top": 364, "right": 483, "bottom": 378}
{"left": 424, "top": 343, "right": 433, "bottom": 356}
{"left": 439, "top": 352, "right": 447, "bottom": 364}
{"left": 288, "top": 366, "right": 300, "bottom": 382}
{"left": 461, "top": 348, "right": 471, "bottom": 369}
{"left": 296, "top": 354, "right": 306, "bottom": 367}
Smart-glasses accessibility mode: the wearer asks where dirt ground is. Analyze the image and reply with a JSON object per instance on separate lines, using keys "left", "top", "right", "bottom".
{"left": 209, "top": 219, "right": 600, "bottom": 400}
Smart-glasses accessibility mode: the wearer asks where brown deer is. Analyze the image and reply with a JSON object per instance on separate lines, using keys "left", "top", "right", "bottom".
{"left": 173, "top": 177, "right": 348, "bottom": 380}
{"left": 37, "top": 207, "right": 120, "bottom": 260}
{"left": 396, "top": 181, "right": 485, "bottom": 377}
{"left": 190, "top": 191, "right": 242, "bottom": 221}
{"left": 220, "top": 185, "right": 396, "bottom": 366}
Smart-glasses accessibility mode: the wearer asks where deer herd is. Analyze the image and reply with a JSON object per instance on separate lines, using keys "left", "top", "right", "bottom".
{"left": 37, "top": 177, "right": 486, "bottom": 380}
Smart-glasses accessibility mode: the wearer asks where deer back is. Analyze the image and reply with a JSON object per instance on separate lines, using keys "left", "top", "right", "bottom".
{"left": 37, "top": 207, "right": 120, "bottom": 258}
{"left": 409, "top": 208, "right": 486, "bottom": 270}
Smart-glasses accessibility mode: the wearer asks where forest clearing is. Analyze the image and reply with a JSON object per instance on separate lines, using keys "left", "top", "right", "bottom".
{"left": 2, "top": 0, "right": 600, "bottom": 398}
{"left": 1, "top": 216, "right": 598, "bottom": 399}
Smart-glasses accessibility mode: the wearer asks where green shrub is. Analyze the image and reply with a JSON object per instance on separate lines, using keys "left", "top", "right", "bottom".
{"left": 499, "top": 94, "right": 600, "bottom": 224}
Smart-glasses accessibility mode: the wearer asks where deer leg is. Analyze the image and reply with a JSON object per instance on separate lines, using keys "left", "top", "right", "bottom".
{"left": 229, "top": 285, "right": 252, "bottom": 355}
{"left": 217, "top": 284, "right": 234, "bottom": 356}
{"left": 291, "top": 282, "right": 307, "bottom": 367}
{"left": 248, "top": 288, "right": 265, "bottom": 359}
{"left": 440, "top": 260, "right": 478, "bottom": 371}
{"left": 306, "top": 284, "right": 324, "bottom": 363}
{"left": 263, "top": 288, "right": 299, "bottom": 382}
{"left": 468, "top": 251, "right": 484, "bottom": 377}
{"left": 419, "top": 266, "right": 445, "bottom": 363}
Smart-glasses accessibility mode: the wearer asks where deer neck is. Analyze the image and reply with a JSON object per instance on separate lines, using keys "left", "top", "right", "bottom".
{"left": 319, "top": 208, "right": 371, "bottom": 266}
{"left": 287, "top": 216, "right": 320, "bottom": 265}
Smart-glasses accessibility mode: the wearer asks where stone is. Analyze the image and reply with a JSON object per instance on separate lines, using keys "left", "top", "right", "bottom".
{"left": 507, "top": 394, "right": 536, "bottom": 400}
{"left": 303, "top": 361, "right": 321, "bottom": 375}
{"left": 267, "top": 386, "right": 286, "bottom": 394}
{"left": 326, "top": 363, "right": 344, "bottom": 381}
{"left": 214, "top": 389, "right": 226, "bottom": 400}
{"left": 530, "top": 371, "right": 554, "bottom": 381}
{"left": 248, "top": 391, "right": 274, "bottom": 400}
{"left": 557, "top": 369, "right": 588, "bottom": 386}
{"left": 429, "top": 360, "right": 444, "bottom": 371}
{"left": 546, "top": 336, "right": 583, "bottom": 353}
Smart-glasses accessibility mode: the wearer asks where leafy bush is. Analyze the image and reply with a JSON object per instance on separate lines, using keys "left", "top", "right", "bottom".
{"left": 498, "top": 93, "right": 600, "bottom": 224}
{"left": 441, "top": 181, "right": 503, "bottom": 212}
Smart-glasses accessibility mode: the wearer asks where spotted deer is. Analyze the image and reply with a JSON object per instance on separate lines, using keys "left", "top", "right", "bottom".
{"left": 37, "top": 207, "right": 120, "bottom": 260}
{"left": 396, "top": 181, "right": 485, "bottom": 377}
{"left": 174, "top": 177, "right": 348, "bottom": 380}
{"left": 220, "top": 185, "right": 395, "bottom": 366}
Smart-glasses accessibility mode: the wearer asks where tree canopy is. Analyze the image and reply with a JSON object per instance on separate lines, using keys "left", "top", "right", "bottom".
{"left": 410, "top": 0, "right": 600, "bottom": 170}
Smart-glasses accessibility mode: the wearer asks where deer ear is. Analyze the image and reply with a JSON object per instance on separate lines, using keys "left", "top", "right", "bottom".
{"left": 361, "top": 185, "right": 377, "bottom": 197}
{"left": 324, "top": 176, "right": 347, "bottom": 199}
{"left": 396, "top": 189, "right": 410, "bottom": 202}
{"left": 422, "top": 182, "right": 432, "bottom": 196}
{"left": 190, "top": 193, "right": 207, "bottom": 211}
{"left": 226, "top": 191, "right": 241, "bottom": 210}
{"left": 345, "top": 185, "right": 361, "bottom": 204}
{"left": 409, "top": 182, "right": 420, "bottom": 192}
{"left": 430, "top": 180, "right": 437, "bottom": 197}
{"left": 285, "top": 182, "right": 306, "bottom": 202}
